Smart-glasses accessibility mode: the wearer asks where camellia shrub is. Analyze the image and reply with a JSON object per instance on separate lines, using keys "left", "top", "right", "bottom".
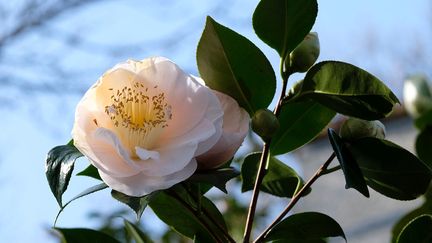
{"left": 45, "top": 0, "right": 432, "bottom": 242}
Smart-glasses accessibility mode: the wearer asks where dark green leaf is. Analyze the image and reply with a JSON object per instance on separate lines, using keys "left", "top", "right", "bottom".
{"left": 271, "top": 100, "right": 335, "bottom": 155}
{"left": 416, "top": 127, "right": 432, "bottom": 171}
{"left": 149, "top": 186, "right": 227, "bottom": 242}
{"left": 55, "top": 183, "right": 108, "bottom": 225}
{"left": 348, "top": 138, "right": 432, "bottom": 200}
{"left": 295, "top": 61, "right": 399, "bottom": 120}
{"left": 45, "top": 141, "right": 83, "bottom": 207}
{"left": 111, "top": 190, "right": 155, "bottom": 221}
{"left": 55, "top": 227, "right": 120, "bottom": 243}
{"left": 253, "top": 0, "right": 318, "bottom": 59}
{"left": 414, "top": 109, "right": 432, "bottom": 130}
{"left": 77, "top": 164, "right": 101, "bottom": 180}
{"left": 124, "top": 219, "right": 153, "bottom": 243}
{"left": 396, "top": 214, "right": 432, "bottom": 243}
{"left": 187, "top": 167, "right": 239, "bottom": 193}
{"left": 241, "top": 153, "right": 307, "bottom": 197}
{"left": 327, "top": 128, "right": 369, "bottom": 197}
{"left": 264, "top": 212, "right": 346, "bottom": 242}
{"left": 392, "top": 195, "right": 432, "bottom": 243}
{"left": 197, "top": 16, "right": 276, "bottom": 115}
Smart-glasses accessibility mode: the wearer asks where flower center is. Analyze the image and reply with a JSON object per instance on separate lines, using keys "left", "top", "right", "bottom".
{"left": 104, "top": 82, "right": 172, "bottom": 157}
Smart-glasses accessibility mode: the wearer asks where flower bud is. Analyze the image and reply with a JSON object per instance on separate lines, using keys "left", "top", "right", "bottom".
{"left": 340, "top": 118, "right": 386, "bottom": 141}
{"left": 403, "top": 74, "right": 432, "bottom": 118}
{"left": 252, "top": 109, "right": 280, "bottom": 141}
{"left": 287, "top": 32, "right": 320, "bottom": 73}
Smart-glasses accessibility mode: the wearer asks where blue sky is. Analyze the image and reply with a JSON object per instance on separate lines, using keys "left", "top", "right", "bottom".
{"left": 0, "top": 0, "right": 430, "bottom": 242}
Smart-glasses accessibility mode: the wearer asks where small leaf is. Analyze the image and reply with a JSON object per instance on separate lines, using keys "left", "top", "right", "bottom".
{"left": 77, "top": 164, "right": 101, "bottom": 180}
{"left": 45, "top": 141, "right": 83, "bottom": 207}
{"left": 396, "top": 214, "right": 432, "bottom": 243}
{"left": 241, "top": 153, "right": 307, "bottom": 197}
{"left": 54, "top": 227, "right": 120, "bottom": 243}
{"left": 111, "top": 190, "right": 156, "bottom": 221}
{"left": 197, "top": 16, "right": 276, "bottom": 115}
{"left": 271, "top": 100, "right": 336, "bottom": 155}
{"left": 349, "top": 138, "right": 432, "bottom": 200}
{"left": 55, "top": 183, "right": 108, "bottom": 225}
{"left": 264, "top": 212, "right": 346, "bottom": 242}
{"left": 295, "top": 61, "right": 399, "bottom": 120}
{"left": 416, "top": 127, "right": 432, "bottom": 171}
{"left": 327, "top": 128, "right": 369, "bottom": 197}
{"left": 187, "top": 167, "right": 239, "bottom": 193}
{"left": 124, "top": 219, "right": 153, "bottom": 243}
{"left": 253, "top": 0, "right": 318, "bottom": 58}
{"left": 149, "top": 186, "right": 227, "bottom": 242}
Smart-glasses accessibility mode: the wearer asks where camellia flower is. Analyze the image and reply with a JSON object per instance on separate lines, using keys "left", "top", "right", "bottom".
{"left": 72, "top": 57, "right": 249, "bottom": 197}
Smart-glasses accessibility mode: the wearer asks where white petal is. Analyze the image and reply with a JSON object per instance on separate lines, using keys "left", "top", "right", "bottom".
{"left": 197, "top": 90, "right": 250, "bottom": 169}
{"left": 99, "top": 159, "right": 197, "bottom": 197}
{"left": 135, "top": 147, "right": 160, "bottom": 160}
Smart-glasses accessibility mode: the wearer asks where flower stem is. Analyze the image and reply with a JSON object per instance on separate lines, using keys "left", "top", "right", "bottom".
{"left": 242, "top": 67, "right": 290, "bottom": 243}
{"left": 167, "top": 189, "right": 224, "bottom": 243}
{"left": 253, "top": 152, "right": 336, "bottom": 243}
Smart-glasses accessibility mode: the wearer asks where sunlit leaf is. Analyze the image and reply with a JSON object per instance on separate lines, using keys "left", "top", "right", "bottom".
{"left": 124, "top": 219, "right": 153, "bottom": 243}
{"left": 253, "top": 0, "right": 318, "bottom": 59}
{"left": 263, "top": 212, "right": 346, "bottom": 242}
{"left": 271, "top": 100, "right": 335, "bottom": 155}
{"left": 197, "top": 16, "right": 276, "bottom": 115}
{"left": 294, "top": 61, "right": 399, "bottom": 120}
{"left": 45, "top": 141, "right": 82, "bottom": 207}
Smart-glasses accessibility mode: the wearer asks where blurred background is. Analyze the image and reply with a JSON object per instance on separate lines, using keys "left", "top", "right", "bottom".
{"left": 0, "top": 0, "right": 431, "bottom": 242}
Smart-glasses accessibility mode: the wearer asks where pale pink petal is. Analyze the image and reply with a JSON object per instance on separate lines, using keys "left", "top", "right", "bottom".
{"left": 99, "top": 159, "right": 197, "bottom": 197}
{"left": 197, "top": 91, "right": 250, "bottom": 169}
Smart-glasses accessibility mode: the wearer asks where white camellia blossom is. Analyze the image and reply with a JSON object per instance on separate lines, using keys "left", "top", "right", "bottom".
{"left": 72, "top": 57, "right": 249, "bottom": 196}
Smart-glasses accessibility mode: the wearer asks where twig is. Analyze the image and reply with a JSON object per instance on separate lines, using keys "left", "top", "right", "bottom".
{"left": 253, "top": 152, "right": 336, "bottom": 243}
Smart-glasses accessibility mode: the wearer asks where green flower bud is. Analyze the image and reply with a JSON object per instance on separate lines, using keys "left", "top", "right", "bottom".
{"left": 403, "top": 74, "right": 432, "bottom": 118}
{"left": 287, "top": 79, "right": 304, "bottom": 98}
{"left": 252, "top": 109, "right": 280, "bottom": 141}
{"left": 287, "top": 32, "right": 320, "bottom": 73}
{"left": 340, "top": 118, "right": 386, "bottom": 141}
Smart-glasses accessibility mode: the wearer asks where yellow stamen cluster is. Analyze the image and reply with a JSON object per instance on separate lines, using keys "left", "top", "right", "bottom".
{"left": 104, "top": 81, "right": 172, "bottom": 152}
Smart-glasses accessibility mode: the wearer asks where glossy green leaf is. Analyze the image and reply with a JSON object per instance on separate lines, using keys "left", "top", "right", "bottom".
{"left": 77, "top": 164, "right": 101, "bottom": 180}
{"left": 295, "top": 61, "right": 399, "bottom": 120}
{"left": 396, "top": 214, "right": 432, "bottom": 243}
{"left": 149, "top": 186, "right": 227, "bottom": 242}
{"left": 186, "top": 167, "right": 239, "bottom": 193}
{"left": 124, "top": 219, "right": 152, "bottom": 243}
{"left": 270, "top": 100, "right": 335, "bottom": 155}
{"left": 46, "top": 141, "right": 83, "bottom": 207}
{"left": 111, "top": 190, "right": 156, "bottom": 221}
{"left": 327, "top": 128, "right": 369, "bottom": 197}
{"left": 348, "top": 138, "right": 432, "bottom": 200}
{"left": 416, "top": 127, "right": 432, "bottom": 171}
{"left": 55, "top": 183, "right": 108, "bottom": 225}
{"left": 55, "top": 227, "right": 120, "bottom": 243}
{"left": 253, "top": 0, "right": 318, "bottom": 59}
{"left": 264, "top": 212, "right": 346, "bottom": 242}
{"left": 392, "top": 190, "right": 432, "bottom": 243}
{"left": 197, "top": 16, "right": 276, "bottom": 115}
{"left": 241, "top": 153, "right": 306, "bottom": 197}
